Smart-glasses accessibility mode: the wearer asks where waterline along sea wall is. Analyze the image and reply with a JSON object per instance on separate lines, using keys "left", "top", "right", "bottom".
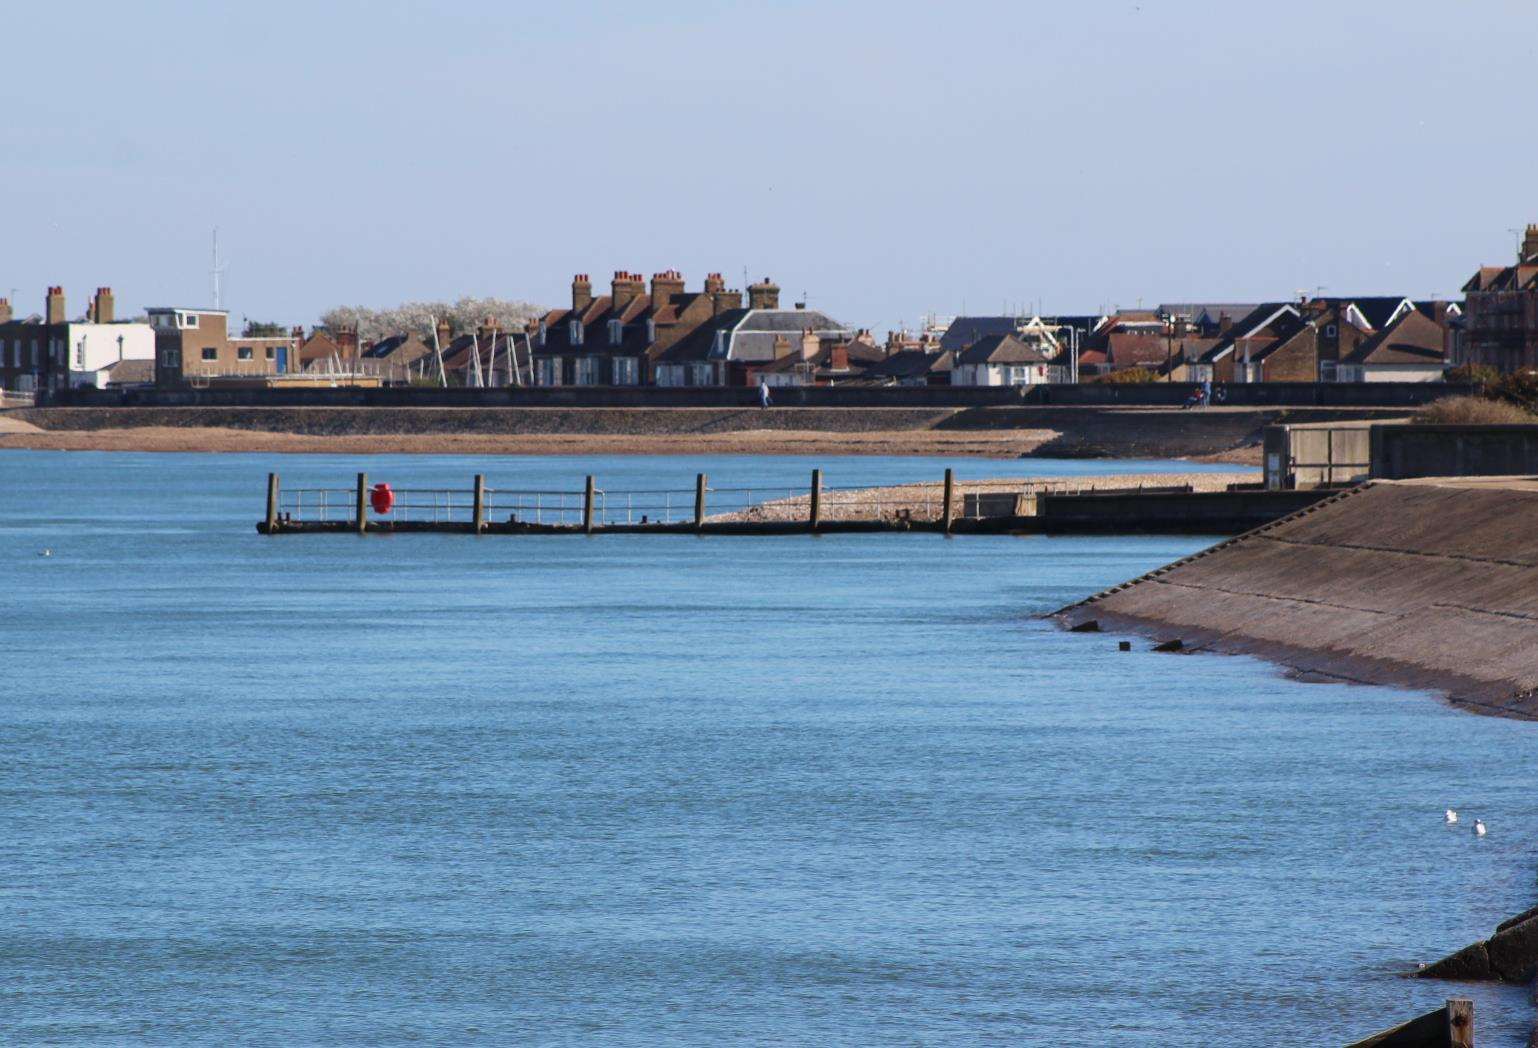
{"left": 1057, "top": 477, "right": 1538, "bottom": 718}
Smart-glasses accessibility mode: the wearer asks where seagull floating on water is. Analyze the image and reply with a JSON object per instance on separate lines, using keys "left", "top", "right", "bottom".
{"left": 1475, "top": 820, "right": 1487, "bottom": 837}
{"left": 1445, "top": 809, "right": 1458, "bottom": 824}
{"left": 38, "top": 548, "right": 52, "bottom": 558}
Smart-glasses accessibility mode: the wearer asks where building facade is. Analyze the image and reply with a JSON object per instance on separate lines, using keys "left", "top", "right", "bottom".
{"left": 0, "top": 287, "right": 154, "bottom": 394}
{"left": 1461, "top": 225, "right": 1538, "bottom": 372}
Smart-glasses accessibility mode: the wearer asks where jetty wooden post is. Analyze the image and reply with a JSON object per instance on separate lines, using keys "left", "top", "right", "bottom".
{"left": 583, "top": 475, "right": 596, "bottom": 534}
{"left": 265, "top": 472, "right": 279, "bottom": 533}
{"left": 355, "top": 472, "right": 368, "bottom": 535}
{"left": 472, "top": 474, "right": 486, "bottom": 533}
{"left": 809, "top": 468, "right": 822, "bottom": 532}
{"left": 694, "top": 473, "right": 707, "bottom": 532}
{"left": 942, "top": 468, "right": 955, "bottom": 535}
{"left": 1446, "top": 998, "right": 1473, "bottom": 1048}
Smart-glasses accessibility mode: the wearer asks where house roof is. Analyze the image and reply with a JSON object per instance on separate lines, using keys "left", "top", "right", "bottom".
{"left": 1159, "top": 303, "right": 1259, "bottom": 323}
{"left": 939, "top": 316, "right": 1022, "bottom": 352}
{"left": 955, "top": 333, "right": 1055, "bottom": 366}
{"left": 655, "top": 309, "right": 851, "bottom": 365}
{"left": 863, "top": 349, "right": 954, "bottom": 382}
{"left": 1344, "top": 310, "right": 1447, "bottom": 366}
{"left": 752, "top": 341, "right": 885, "bottom": 376}
{"left": 101, "top": 358, "right": 155, "bottom": 384}
{"left": 1200, "top": 303, "right": 1300, "bottom": 362}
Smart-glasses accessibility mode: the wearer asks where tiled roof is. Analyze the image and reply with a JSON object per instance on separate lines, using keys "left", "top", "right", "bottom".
{"left": 101, "top": 358, "right": 155, "bottom": 384}
{"left": 863, "top": 349, "right": 954, "bottom": 381}
{"left": 955, "top": 333, "right": 1054, "bottom": 365}
{"left": 939, "top": 316, "right": 1021, "bottom": 352}
{"left": 1344, "top": 310, "right": 1447, "bottom": 366}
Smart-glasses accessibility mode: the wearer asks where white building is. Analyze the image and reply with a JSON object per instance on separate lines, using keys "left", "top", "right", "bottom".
{"left": 65, "top": 320, "right": 156, "bottom": 388}
{"left": 950, "top": 333, "right": 1062, "bottom": 386}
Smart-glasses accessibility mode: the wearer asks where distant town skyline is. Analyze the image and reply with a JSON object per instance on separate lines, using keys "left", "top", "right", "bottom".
{"left": 3, "top": 0, "right": 1534, "bottom": 334}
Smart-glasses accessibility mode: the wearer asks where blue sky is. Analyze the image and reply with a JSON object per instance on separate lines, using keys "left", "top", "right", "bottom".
{"left": 3, "top": 1, "right": 1534, "bottom": 334}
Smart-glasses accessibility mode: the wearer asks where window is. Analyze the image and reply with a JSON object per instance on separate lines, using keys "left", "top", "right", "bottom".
{"left": 163, "top": 348, "right": 181, "bottom": 368}
{"left": 568, "top": 319, "right": 583, "bottom": 346}
{"left": 608, "top": 319, "right": 622, "bottom": 345}
{"left": 1325, "top": 324, "right": 1337, "bottom": 338}
{"left": 575, "top": 357, "right": 599, "bottom": 385}
{"left": 183, "top": 313, "right": 199, "bottom": 329}
{"left": 201, "top": 347, "right": 218, "bottom": 361}
{"left": 237, "top": 347, "right": 253, "bottom": 361}
{"left": 30, "top": 340, "right": 39, "bottom": 366}
{"left": 692, "top": 363, "right": 713, "bottom": 386}
{"left": 265, "top": 346, "right": 275, "bottom": 359}
{"left": 645, "top": 319, "right": 656, "bottom": 343}
{"left": 613, "top": 357, "right": 638, "bottom": 385}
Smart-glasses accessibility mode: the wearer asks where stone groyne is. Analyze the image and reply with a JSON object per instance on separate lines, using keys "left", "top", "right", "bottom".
{"left": 1057, "top": 477, "right": 1538, "bottom": 718}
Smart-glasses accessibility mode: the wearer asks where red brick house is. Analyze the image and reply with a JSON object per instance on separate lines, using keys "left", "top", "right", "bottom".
{"left": 1461, "top": 225, "right": 1538, "bottom": 372}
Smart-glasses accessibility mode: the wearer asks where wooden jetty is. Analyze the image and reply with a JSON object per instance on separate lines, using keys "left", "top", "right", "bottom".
{"left": 257, "top": 470, "right": 1334, "bottom": 538}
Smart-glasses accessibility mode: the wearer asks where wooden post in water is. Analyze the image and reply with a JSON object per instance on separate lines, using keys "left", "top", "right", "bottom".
{"left": 265, "top": 472, "right": 279, "bottom": 533}
{"left": 1446, "top": 998, "right": 1473, "bottom": 1048}
{"left": 583, "top": 475, "right": 596, "bottom": 534}
{"left": 942, "top": 468, "right": 955, "bottom": 535}
{"left": 809, "top": 468, "right": 822, "bottom": 532}
{"left": 694, "top": 473, "right": 707, "bottom": 532}
{"left": 355, "top": 472, "right": 368, "bottom": 535}
{"left": 473, "top": 474, "right": 486, "bottom": 533}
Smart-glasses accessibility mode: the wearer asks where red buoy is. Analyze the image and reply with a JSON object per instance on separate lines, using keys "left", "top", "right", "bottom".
{"left": 369, "top": 482, "right": 395, "bottom": 514}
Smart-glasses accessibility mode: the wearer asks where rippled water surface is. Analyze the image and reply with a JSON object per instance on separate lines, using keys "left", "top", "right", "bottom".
{"left": 2, "top": 451, "right": 1534, "bottom": 1046}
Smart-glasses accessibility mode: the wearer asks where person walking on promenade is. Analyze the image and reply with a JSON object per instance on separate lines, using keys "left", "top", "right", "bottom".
{"left": 759, "top": 378, "right": 772, "bottom": 409}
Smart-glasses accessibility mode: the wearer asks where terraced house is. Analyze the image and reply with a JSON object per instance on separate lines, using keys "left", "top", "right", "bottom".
{"left": 0, "top": 286, "right": 154, "bottom": 395}
{"left": 652, "top": 280, "right": 856, "bottom": 387}
{"left": 1461, "top": 224, "right": 1538, "bottom": 372}
{"left": 532, "top": 270, "right": 743, "bottom": 386}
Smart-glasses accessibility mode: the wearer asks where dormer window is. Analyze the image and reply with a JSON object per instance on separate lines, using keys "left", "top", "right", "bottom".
{"left": 645, "top": 319, "right": 656, "bottom": 343}
{"left": 537, "top": 320, "right": 547, "bottom": 347}
{"left": 569, "top": 319, "right": 583, "bottom": 346}
{"left": 712, "top": 330, "right": 728, "bottom": 357}
{"left": 608, "top": 319, "right": 622, "bottom": 345}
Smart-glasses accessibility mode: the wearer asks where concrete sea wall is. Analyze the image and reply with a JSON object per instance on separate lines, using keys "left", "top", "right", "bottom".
{"left": 1057, "top": 478, "right": 1538, "bottom": 717}
{"left": 10, "top": 405, "right": 1411, "bottom": 459}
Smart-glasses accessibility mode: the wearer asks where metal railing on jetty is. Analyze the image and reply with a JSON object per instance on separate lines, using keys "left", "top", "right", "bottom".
{"left": 260, "top": 469, "right": 990, "bottom": 536}
{"left": 259, "top": 471, "right": 1319, "bottom": 538}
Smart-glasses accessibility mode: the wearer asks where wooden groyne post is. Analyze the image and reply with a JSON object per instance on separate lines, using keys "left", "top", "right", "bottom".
{"left": 942, "top": 468, "right": 955, "bottom": 535}
{"left": 1346, "top": 997, "right": 1472, "bottom": 1047}
{"left": 265, "top": 473, "right": 279, "bottom": 533}
{"left": 583, "top": 475, "right": 596, "bottom": 534}
{"left": 810, "top": 468, "right": 822, "bottom": 531}
{"left": 694, "top": 473, "right": 707, "bottom": 532}
{"left": 354, "top": 472, "right": 368, "bottom": 535}
{"left": 473, "top": 474, "right": 486, "bottom": 533}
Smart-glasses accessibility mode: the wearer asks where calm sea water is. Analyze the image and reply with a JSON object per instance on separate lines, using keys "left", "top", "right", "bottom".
{"left": 2, "top": 450, "right": 1534, "bottom": 1046}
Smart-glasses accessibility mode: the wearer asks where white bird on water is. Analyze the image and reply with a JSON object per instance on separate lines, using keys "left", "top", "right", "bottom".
{"left": 1475, "top": 820, "right": 1487, "bottom": 837}
{"left": 1445, "top": 809, "right": 1458, "bottom": 824}
{"left": 38, "top": 548, "right": 52, "bottom": 558}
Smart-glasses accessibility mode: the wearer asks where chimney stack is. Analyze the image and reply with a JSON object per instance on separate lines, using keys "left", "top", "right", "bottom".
{"left": 650, "top": 270, "right": 685, "bottom": 312}
{"left": 45, "top": 286, "right": 65, "bottom": 325}
{"left": 704, "top": 273, "right": 741, "bottom": 316}
{"left": 338, "top": 325, "right": 360, "bottom": 364}
{"left": 572, "top": 273, "right": 593, "bottom": 312}
{"left": 435, "top": 318, "right": 452, "bottom": 350}
{"left": 1523, "top": 224, "right": 1538, "bottom": 262}
{"left": 0, "top": 298, "right": 10, "bottom": 323}
{"left": 92, "top": 287, "right": 114, "bottom": 324}
{"left": 747, "top": 277, "right": 780, "bottom": 311}
{"left": 611, "top": 270, "right": 644, "bottom": 311}
{"left": 829, "top": 341, "right": 849, "bottom": 371}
